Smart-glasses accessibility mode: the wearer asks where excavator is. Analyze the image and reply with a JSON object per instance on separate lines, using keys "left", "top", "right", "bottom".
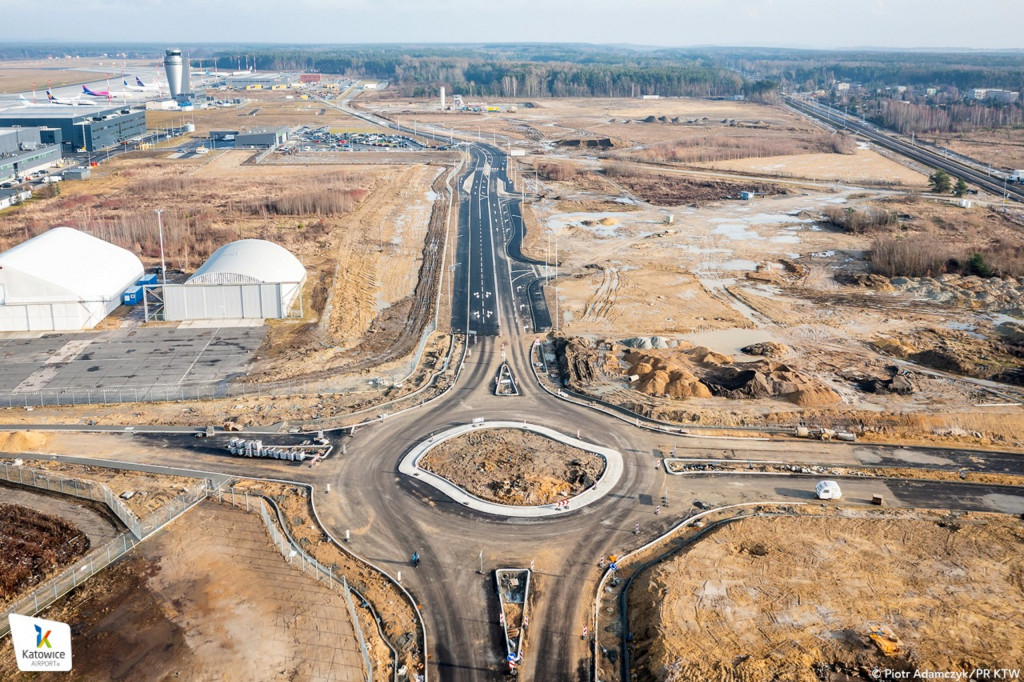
{"left": 868, "top": 626, "right": 901, "bottom": 656}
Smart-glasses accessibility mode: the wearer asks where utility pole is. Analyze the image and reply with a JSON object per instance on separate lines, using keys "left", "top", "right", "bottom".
{"left": 554, "top": 237, "right": 559, "bottom": 332}
{"left": 154, "top": 208, "right": 166, "bottom": 285}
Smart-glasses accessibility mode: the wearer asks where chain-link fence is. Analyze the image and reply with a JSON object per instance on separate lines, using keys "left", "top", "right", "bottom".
{"left": 213, "top": 490, "right": 374, "bottom": 682}
{"left": 0, "top": 461, "right": 144, "bottom": 538}
{"left": 0, "top": 320, "right": 439, "bottom": 410}
{"left": 0, "top": 529, "right": 141, "bottom": 639}
{"left": 0, "top": 465, "right": 209, "bottom": 638}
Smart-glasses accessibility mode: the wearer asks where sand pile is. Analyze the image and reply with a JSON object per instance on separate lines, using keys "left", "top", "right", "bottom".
{"left": 0, "top": 431, "right": 49, "bottom": 452}
{"left": 624, "top": 345, "right": 841, "bottom": 407}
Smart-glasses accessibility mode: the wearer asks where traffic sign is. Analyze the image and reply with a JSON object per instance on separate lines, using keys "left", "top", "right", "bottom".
{"left": 609, "top": 562, "right": 617, "bottom": 572}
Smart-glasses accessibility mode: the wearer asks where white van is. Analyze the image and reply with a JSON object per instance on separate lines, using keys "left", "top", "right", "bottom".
{"left": 815, "top": 480, "right": 842, "bottom": 500}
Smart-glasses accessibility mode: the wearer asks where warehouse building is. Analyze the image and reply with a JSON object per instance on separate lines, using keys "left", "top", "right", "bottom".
{"left": 162, "top": 239, "right": 306, "bottom": 321}
{"left": 235, "top": 126, "right": 289, "bottom": 148}
{"left": 0, "top": 227, "right": 144, "bottom": 331}
{"left": 0, "top": 127, "right": 63, "bottom": 183}
{"left": 0, "top": 106, "right": 147, "bottom": 152}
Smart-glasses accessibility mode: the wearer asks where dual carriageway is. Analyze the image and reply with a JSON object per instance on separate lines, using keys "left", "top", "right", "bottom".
{"left": 4, "top": 100, "right": 1024, "bottom": 681}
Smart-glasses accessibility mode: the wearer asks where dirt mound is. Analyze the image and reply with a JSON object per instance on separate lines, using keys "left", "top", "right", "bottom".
{"left": 604, "top": 169, "right": 786, "bottom": 206}
{"left": 623, "top": 347, "right": 841, "bottom": 407}
{"left": 554, "top": 335, "right": 601, "bottom": 386}
{"left": 874, "top": 327, "right": 1023, "bottom": 385}
{"left": 741, "top": 341, "right": 790, "bottom": 358}
{"left": 0, "top": 431, "right": 49, "bottom": 452}
{"left": 419, "top": 429, "right": 605, "bottom": 506}
{"left": 557, "top": 137, "right": 615, "bottom": 149}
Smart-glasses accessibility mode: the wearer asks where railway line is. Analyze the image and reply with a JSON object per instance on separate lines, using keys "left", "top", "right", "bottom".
{"left": 784, "top": 95, "right": 1024, "bottom": 204}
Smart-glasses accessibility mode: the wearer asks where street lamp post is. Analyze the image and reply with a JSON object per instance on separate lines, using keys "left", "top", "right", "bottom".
{"left": 154, "top": 209, "right": 166, "bottom": 285}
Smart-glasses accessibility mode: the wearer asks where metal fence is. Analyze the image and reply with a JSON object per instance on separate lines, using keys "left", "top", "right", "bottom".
{"left": 0, "top": 529, "right": 140, "bottom": 639}
{"left": 215, "top": 490, "right": 374, "bottom": 682}
{"left": 0, "top": 319, "right": 439, "bottom": 410}
{"left": 0, "top": 461, "right": 144, "bottom": 539}
{"left": 0, "top": 465, "right": 209, "bottom": 638}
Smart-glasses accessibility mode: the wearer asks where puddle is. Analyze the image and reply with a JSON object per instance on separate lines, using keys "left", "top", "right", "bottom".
{"left": 712, "top": 223, "right": 762, "bottom": 240}
{"left": 681, "top": 328, "right": 778, "bottom": 359}
{"left": 748, "top": 213, "right": 815, "bottom": 225}
{"left": 699, "top": 259, "right": 758, "bottom": 272}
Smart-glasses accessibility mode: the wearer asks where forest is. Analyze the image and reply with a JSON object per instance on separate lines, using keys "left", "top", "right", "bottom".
{"left": 210, "top": 45, "right": 745, "bottom": 98}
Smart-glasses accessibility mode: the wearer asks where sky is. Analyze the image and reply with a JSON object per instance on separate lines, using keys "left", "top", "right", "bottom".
{"left": 1, "top": 0, "right": 1023, "bottom": 50}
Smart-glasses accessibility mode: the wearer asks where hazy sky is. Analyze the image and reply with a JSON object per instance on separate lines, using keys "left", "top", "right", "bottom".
{"left": 2, "top": 0, "right": 1023, "bottom": 49}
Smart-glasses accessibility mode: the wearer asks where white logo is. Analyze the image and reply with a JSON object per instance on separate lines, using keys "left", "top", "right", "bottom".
{"left": 8, "top": 614, "right": 72, "bottom": 671}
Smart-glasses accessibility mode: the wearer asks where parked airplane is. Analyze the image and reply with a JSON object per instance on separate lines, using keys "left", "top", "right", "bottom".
{"left": 46, "top": 89, "right": 90, "bottom": 106}
{"left": 124, "top": 76, "right": 159, "bottom": 92}
{"left": 82, "top": 85, "right": 113, "bottom": 99}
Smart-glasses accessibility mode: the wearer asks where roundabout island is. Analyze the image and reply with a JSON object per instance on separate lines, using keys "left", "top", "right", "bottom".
{"left": 398, "top": 421, "right": 623, "bottom": 518}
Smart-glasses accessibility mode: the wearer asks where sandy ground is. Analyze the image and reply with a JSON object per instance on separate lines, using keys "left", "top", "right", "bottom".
{"left": 147, "top": 90, "right": 395, "bottom": 139}
{"left": 363, "top": 95, "right": 825, "bottom": 150}
{"left": 0, "top": 500, "right": 367, "bottom": 681}
{"left": 523, "top": 157, "right": 1024, "bottom": 444}
{"left": 628, "top": 510, "right": 1024, "bottom": 681}
{"left": 419, "top": 428, "right": 605, "bottom": 505}
{"left": 925, "top": 128, "right": 1024, "bottom": 172}
{"left": 701, "top": 145, "right": 929, "bottom": 186}
{"left": 0, "top": 434, "right": 204, "bottom": 518}
{"left": 227, "top": 480, "right": 422, "bottom": 677}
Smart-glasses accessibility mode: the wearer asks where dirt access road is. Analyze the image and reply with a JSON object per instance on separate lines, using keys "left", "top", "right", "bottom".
{"left": 0, "top": 500, "right": 367, "bottom": 681}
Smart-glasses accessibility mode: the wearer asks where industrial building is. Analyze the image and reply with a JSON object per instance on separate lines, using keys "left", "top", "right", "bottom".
{"left": 0, "top": 227, "right": 144, "bottom": 331}
{"left": 235, "top": 127, "right": 289, "bottom": 148}
{"left": 0, "top": 127, "right": 62, "bottom": 182}
{"left": 162, "top": 239, "right": 306, "bottom": 321}
{"left": 226, "top": 74, "right": 294, "bottom": 90}
{"left": 0, "top": 106, "right": 146, "bottom": 152}
{"left": 0, "top": 188, "right": 31, "bottom": 210}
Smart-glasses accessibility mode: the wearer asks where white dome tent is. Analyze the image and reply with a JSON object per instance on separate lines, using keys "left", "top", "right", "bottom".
{"left": 162, "top": 239, "right": 306, "bottom": 321}
{"left": 0, "top": 227, "right": 144, "bottom": 331}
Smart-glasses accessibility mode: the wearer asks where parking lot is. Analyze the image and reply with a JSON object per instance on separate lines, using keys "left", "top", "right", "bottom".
{"left": 0, "top": 326, "right": 266, "bottom": 397}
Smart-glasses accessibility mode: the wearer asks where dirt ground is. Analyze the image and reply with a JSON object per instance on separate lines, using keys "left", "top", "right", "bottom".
{"left": 226, "top": 480, "right": 423, "bottom": 677}
{"left": 0, "top": 501, "right": 368, "bottom": 681}
{"left": 628, "top": 511, "right": 1024, "bottom": 681}
{"left": 519, "top": 127, "right": 1024, "bottom": 447}
{"left": 0, "top": 502, "right": 89, "bottom": 603}
{"left": 925, "top": 128, "right": 1024, "bottom": 172}
{"left": 702, "top": 144, "right": 929, "bottom": 186}
{"left": 419, "top": 429, "right": 606, "bottom": 505}
{"left": 362, "top": 95, "right": 830, "bottom": 150}
{"left": 0, "top": 440, "right": 204, "bottom": 518}
{"left": 1, "top": 136, "right": 455, "bottom": 384}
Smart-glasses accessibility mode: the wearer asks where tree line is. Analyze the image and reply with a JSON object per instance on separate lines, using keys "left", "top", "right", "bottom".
{"left": 212, "top": 47, "right": 744, "bottom": 98}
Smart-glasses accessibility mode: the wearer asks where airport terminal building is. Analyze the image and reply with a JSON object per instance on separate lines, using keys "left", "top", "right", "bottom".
{"left": 0, "top": 106, "right": 147, "bottom": 152}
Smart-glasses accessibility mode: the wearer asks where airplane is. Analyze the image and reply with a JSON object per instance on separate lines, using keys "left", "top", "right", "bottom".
{"left": 124, "top": 76, "right": 159, "bottom": 92}
{"left": 46, "top": 89, "right": 91, "bottom": 106}
{"left": 82, "top": 85, "right": 113, "bottom": 99}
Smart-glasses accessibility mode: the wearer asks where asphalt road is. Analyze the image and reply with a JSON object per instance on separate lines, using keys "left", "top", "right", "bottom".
{"left": 4, "top": 105, "right": 1024, "bottom": 681}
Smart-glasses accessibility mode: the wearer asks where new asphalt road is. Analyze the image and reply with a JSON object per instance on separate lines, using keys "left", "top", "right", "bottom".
{"left": 4, "top": 122, "right": 1024, "bottom": 681}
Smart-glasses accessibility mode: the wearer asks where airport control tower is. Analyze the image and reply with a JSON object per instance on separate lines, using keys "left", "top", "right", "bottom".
{"left": 164, "top": 49, "right": 183, "bottom": 98}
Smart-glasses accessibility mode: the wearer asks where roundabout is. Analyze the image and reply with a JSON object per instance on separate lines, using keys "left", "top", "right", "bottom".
{"left": 398, "top": 420, "right": 624, "bottom": 518}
